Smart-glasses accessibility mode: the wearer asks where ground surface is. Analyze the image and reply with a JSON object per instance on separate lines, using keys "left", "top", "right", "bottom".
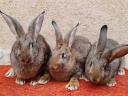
{"left": 0, "top": 65, "right": 128, "bottom": 96}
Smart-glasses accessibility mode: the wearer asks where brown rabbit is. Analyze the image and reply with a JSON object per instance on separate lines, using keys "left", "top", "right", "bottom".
{"left": 0, "top": 11, "right": 51, "bottom": 85}
{"left": 85, "top": 25, "right": 128, "bottom": 87}
{"left": 48, "top": 21, "right": 91, "bottom": 90}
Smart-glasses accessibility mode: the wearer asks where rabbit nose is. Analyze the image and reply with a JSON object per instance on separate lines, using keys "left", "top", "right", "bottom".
{"left": 53, "top": 64, "right": 60, "bottom": 70}
{"left": 92, "top": 78, "right": 100, "bottom": 83}
{"left": 21, "top": 57, "right": 30, "bottom": 64}
{"left": 92, "top": 78, "right": 96, "bottom": 82}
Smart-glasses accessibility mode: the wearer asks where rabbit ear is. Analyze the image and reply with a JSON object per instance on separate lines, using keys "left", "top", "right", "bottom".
{"left": 102, "top": 44, "right": 128, "bottom": 63}
{"left": 52, "top": 20, "right": 63, "bottom": 46}
{"left": 96, "top": 25, "right": 108, "bottom": 53}
{"left": 64, "top": 23, "right": 79, "bottom": 48}
{"left": 28, "top": 11, "right": 45, "bottom": 41}
{"left": 0, "top": 11, "right": 25, "bottom": 38}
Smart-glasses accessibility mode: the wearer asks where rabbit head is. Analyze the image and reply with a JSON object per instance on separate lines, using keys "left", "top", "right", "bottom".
{"left": 49, "top": 21, "right": 79, "bottom": 71}
{"left": 88, "top": 25, "right": 128, "bottom": 83}
{"left": 0, "top": 11, "right": 45, "bottom": 64}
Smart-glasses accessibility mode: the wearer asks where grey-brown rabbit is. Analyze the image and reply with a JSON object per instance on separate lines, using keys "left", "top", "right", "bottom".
{"left": 48, "top": 21, "right": 91, "bottom": 90}
{"left": 85, "top": 25, "right": 128, "bottom": 87}
{"left": 0, "top": 11, "right": 51, "bottom": 85}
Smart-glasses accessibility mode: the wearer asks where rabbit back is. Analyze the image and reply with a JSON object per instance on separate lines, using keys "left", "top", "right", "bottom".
{"left": 72, "top": 36, "right": 91, "bottom": 70}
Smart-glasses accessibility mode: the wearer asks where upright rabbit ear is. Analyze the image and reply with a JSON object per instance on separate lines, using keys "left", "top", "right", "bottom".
{"left": 52, "top": 20, "right": 63, "bottom": 46}
{"left": 102, "top": 44, "right": 128, "bottom": 63}
{"left": 28, "top": 11, "right": 45, "bottom": 41}
{"left": 64, "top": 23, "right": 79, "bottom": 48}
{"left": 0, "top": 11, "right": 25, "bottom": 38}
{"left": 96, "top": 25, "right": 108, "bottom": 54}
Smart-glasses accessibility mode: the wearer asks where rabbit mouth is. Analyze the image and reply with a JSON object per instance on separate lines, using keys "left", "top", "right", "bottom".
{"left": 90, "top": 75, "right": 106, "bottom": 84}
{"left": 20, "top": 58, "right": 31, "bottom": 64}
{"left": 21, "top": 62, "right": 31, "bottom": 65}
{"left": 21, "top": 62, "right": 30, "bottom": 65}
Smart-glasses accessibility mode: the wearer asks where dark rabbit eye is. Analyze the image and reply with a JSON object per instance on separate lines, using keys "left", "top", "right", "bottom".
{"left": 32, "top": 43, "right": 34, "bottom": 47}
{"left": 30, "top": 42, "right": 34, "bottom": 48}
{"left": 62, "top": 53, "right": 65, "bottom": 58}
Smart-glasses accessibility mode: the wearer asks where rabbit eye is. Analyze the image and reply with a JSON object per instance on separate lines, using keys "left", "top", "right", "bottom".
{"left": 30, "top": 42, "right": 34, "bottom": 48}
{"left": 62, "top": 53, "right": 64, "bottom": 58}
{"left": 31, "top": 43, "right": 34, "bottom": 47}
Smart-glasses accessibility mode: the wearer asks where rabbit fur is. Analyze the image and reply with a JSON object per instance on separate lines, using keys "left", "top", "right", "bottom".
{"left": 0, "top": 11, "right": 51, "bottom": 85}
{"left": 48, "top": 21, "right": 91, "bottom": 90}
{"left": 85, "top": 25, "right": 128, "bottom": 87}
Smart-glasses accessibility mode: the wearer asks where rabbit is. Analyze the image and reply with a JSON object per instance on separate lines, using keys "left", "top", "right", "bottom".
{"left": 0, "top": 11, "right": 51, "bottom": 85}
{"left": 48, "top": 21, "right": 91, "bottom": 90}
{"left": 85, "top": 25, "right": 128, "bottom": 87}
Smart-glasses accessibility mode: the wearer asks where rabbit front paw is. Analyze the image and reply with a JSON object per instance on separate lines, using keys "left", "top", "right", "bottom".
{"left": 30, "top": 74, "right": 50, "bottom": 85}
{"left": 37, "top": 74, "right": 50, "bottom": 84}
{"left": 16, "top": 78, "right": 25, "bottom": 85}
{"left": 65, "top": 80, "right": 79, "bottom": 90}
{"left": 106, "top": 79, "right": 117, "bottom": 87}
{"left": 5, "top": 68, "right": 16, "bottom": 77}
{"left": 30, "top": 80, "right": 38, "bottom": 86}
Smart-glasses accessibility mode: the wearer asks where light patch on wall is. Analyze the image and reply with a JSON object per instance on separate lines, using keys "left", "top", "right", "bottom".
{"left": 0, "top": 48, "right": 11, "bottom": 65}
{"left": 125, "top": 55, "right": 128, "bottom": 69}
